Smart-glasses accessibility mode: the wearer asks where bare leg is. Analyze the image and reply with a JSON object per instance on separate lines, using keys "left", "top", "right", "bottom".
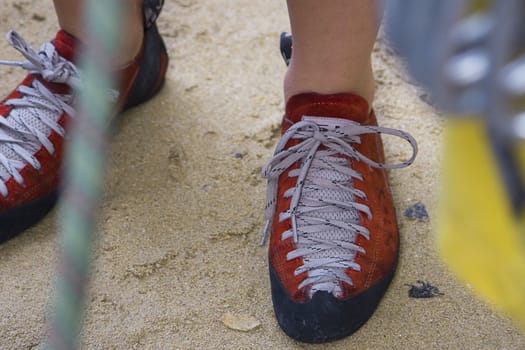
{"left": 284, "top": 0, "right": 380, "bottom": 106}
{"left": 52, "top": 0, "right": 145, "bottom": 65}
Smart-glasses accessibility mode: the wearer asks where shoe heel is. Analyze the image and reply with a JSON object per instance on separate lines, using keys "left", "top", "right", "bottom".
{"left": 123, "top": 22, "right": 169, "bottom": 110}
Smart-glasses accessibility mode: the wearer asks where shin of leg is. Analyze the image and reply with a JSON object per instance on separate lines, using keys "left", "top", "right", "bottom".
{"left": 52, "top": 0, "right": 145, "bottom": 65}
{"left": 284, "top": 0, "right": 380, "bottom": 105}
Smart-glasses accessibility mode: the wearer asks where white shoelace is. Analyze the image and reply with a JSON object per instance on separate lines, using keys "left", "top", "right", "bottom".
{"left": 0, "top": 30, "right": 80, "bottom": 197}
{"left": 261, "top": 116, "right": 418, "bottom": 297}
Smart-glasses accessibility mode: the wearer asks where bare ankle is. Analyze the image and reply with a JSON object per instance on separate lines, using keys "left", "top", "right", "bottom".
{"left": 115, "top": 17, "right": 144, "bottom": 67}
{"left": 283, "top": 61, "right": 376, "bottom": 109}
{"left": 53, "top": 0, "right": 144, "bottom": 67}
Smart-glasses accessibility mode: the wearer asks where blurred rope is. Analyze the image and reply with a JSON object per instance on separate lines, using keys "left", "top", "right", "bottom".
{"left": 42, "top": 1, "right": 121, "bottom": 349}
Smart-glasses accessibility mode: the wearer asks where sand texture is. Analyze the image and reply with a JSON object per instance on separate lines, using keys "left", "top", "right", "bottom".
{"left": 1, "top": 1, "right": 525, "bottom": 349}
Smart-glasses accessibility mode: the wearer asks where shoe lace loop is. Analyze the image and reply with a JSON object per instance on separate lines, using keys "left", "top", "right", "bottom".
{"left": 0, "top": 31, "right": 81, "bottom": 89}
{"left": 0, "top": 31, "right": 80, "bottom": 196}
{"left": 260, "top": 116, "right": 417, "bottom": 295}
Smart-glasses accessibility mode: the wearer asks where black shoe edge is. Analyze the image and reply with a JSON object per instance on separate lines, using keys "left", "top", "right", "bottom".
{"left": 0, "top": 191, "right": 58, "bottom": 243}
{"left": 269, "top": 262, "right": 396, "bottom": 343}
{"left": 122, "top": 22, "right": 169, "bottom": 110}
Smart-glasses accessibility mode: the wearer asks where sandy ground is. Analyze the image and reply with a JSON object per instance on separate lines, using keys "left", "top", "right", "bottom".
{"left": 0, "top": 1, "right": 525, "bottom": 349}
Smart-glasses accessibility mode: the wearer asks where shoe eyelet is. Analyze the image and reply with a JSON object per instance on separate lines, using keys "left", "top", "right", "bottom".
{"left": 31, "top": 159, "right": 42, "bottom": 171}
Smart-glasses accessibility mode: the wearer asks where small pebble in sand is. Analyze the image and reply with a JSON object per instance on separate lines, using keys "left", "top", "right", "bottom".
{"left": 221, "top": 312, "right": 261, "bottom": 332}
{"left": 31, "top": 13, "right": 46, "bottom": 21}
{"left": 404, "top": 201, "right": 429, "bottom": 222}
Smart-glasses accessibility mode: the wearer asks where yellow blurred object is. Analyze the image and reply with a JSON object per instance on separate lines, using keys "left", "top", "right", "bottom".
{"left": 437, "top": 117, "right": 525, "bottom": 328}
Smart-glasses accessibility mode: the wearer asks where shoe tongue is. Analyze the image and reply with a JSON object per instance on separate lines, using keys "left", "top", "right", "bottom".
{"left": 283, "top": 93, "right": 370, "bottom": 131}
{"left": 53, "top": 30, "right": 78, "bottom": 61}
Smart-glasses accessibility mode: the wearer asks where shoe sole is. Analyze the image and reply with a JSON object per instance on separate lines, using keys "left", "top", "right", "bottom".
{"left": 0, "top": 22, "right": 169, "bottom": 243}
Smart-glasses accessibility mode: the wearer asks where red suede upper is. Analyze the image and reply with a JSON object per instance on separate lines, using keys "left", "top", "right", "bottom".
{"left": 0, "top": 30, "right": 143, "bottom": 212}
{"left": 54, "top": 30, "right": 77, "bottom": 61}
{"left": 268, "top": 93, "right": 399, "bottom": 301}
{"left": 0, "top": 31, "right": 76, "bottom": 211}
